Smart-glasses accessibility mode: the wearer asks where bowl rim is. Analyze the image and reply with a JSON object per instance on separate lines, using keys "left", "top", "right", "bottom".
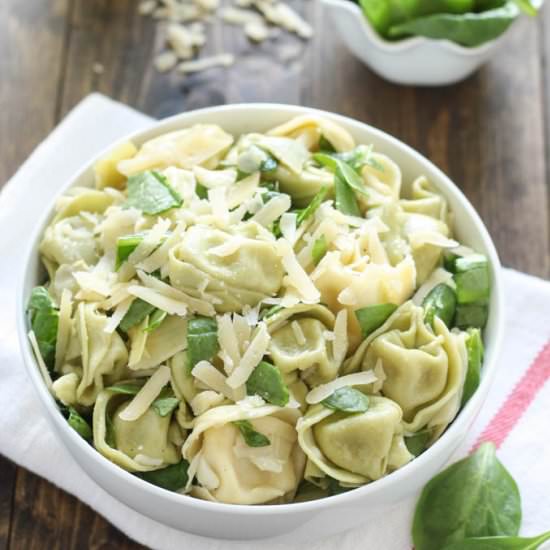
{"left": 17, "top": 102, "right": 505, "bottom": 518}
{"left": 321, "top": 0, "right": 511, "bottom": 56}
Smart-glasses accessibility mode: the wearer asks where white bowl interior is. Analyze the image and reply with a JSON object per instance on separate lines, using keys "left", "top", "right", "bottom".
{"left": 17, "top": 104, "right": 504, "bottom": 541}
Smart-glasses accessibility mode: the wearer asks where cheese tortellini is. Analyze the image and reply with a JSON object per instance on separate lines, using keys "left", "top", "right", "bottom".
{"left": 29, "top": 114, "right": 489, "bottom": 505}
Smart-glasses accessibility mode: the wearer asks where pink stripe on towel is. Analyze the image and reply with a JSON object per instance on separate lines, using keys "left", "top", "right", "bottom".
{"left": 472, "top": 339, "right": 550, "bottom": 451}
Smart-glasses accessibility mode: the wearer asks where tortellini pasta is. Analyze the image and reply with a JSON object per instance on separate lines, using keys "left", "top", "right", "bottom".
{"left": 182, "top": 404, "right": 305, "bottom": 504}
{"left": 29, "top": 114, "right": 489, "bottom": 505}
{"left": 298, "top": 396, "right": 412, "bottom": 485}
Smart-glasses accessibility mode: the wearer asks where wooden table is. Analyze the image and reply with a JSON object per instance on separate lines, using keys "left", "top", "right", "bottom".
{"left": 1, "top": 0, "right": 549, "bottom": 547}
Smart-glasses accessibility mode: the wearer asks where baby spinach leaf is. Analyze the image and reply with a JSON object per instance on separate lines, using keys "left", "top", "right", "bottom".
{"left": 295, "top": 186, "right": 329, "bottom": 227}
{"left": 195, "top": 183, "right": 208, "bottom": 199}
{"left": 312, "top": 234, "right": 328, "bottom": 266}
{"left": 314, "top": 153, "right": 369, "bottom": 198}
{"left": 144, "top": 309, "right": 167, "bottom": 332}
{"left": 66, "top": 406, "right": 92, "bottom": 441}
{"left": 454, "top": 254, "right": 490, "bottom": 305}
{"left": 442, "top": 531, "right": 550, "bottom": 549}
{"left": 322, "top": 386, "right": 369, "bottom": 413}
{"left": 335, "top": 170, "right": 361, "bottom": 216}
{"left": 125, "top": 171, "right": 182, "bottom": 215}
{"left": 115, "top": 233, "right": 144, "bottom": 270}
{"left": 388, "top": 3, "right": 520, "bottom": 48}
{"left": 152, "top": 397, "right": 180, "bottom": 417}
{"left": 327, "top": 477, "right": 353, "bottom": 496}
{"left": 405, "top": 429, "right": 433, "bottom": 457}
{"left": 246, "top": 361, "right": 289, "bottom": 407}
{"left": 260, "top": 305, "right": 285, "bottom": 320}
{"left": 119, "top": 298, "right": 156, "bottom": 332}
{"left": 105, "top": 412, "right": 116, "bottom": 448}
{"left": 355, "top": 303, "right": 398, "bottom": 339}
{"left": 233, "top": 420, "right": 271, "bottom": 447}
{"left": 422, "top": 283, "right": 457, "bottom": 328}
{"left": 139, "top": 460, "right": 189, "bottom": 492}
{"left": 413, "top": 442, "right": 522, "bottom": 550}
{"left": 318, "top": 135, "right": 337, "bottom": 153}
{"left": 461, "top": 328, "right": 484, "bottom": 406}
{"left": 106, "top": 382, "right": 143, "bottom": 395}
{"left": 28, "top": 286, "right": 59, "bottom": 371}
{"left": 187, "top": 316, "right": 219, "bottom": 372}
{"left": 455, "top": 303, "right": 489, "bottom": 330}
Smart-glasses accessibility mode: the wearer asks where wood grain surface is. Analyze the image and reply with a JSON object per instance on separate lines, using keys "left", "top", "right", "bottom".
{"left": 1, "top": 0, "right": 549, "bottom": 547}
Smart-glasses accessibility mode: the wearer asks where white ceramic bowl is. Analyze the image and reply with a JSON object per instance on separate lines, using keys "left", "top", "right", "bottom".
{"left": 321, "top": 0, "right": 515, "bottom": 86}
{"left": 17, "top": 104, "right": 504, "bottom": 541}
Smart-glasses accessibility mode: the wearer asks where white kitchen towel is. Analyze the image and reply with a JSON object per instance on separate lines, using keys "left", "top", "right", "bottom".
{"left": 1, "top": 94, "right": 549, "bottom": 550}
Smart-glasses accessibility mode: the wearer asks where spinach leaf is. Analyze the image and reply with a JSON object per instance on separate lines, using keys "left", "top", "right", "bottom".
{"left": 28, "top": 286, "right": 59, "bottom": 370}
{"left": 318, "top": 135, "right": 337, "bottom": 153}
{"left": 312, "top": 234, "right": 327, "bottom": 265}
{"left": 144, "top": 309, "right": 167, "bottom": 332}
{"left": 461, "top": 328, "right": 484, "bottom": 406}
{"left": 295, "top": 186, "right": 329, "bottom": 227}
{"left": 422, "top": 283, "right": 457, "bottom": 328}
{"left": 65, "top": 406, "right": 92, "bottom": 440}
{"left": 413, "top": 442, "right": 522, "bottom": 550}
{"left": 355, "top": 303, "right": 397, "bottom": 339}
{"left": 388, "top": 3, "right": 520, "bottom": 48}
{"left": 246, "top": 361, "right": 289, "bottom": 407}
{"left": 314, "top": 153, "right": 369, "bottom": 198}
{"left": 152, "top": 397, "right": 179, "bottom": 417}
{"left": 442, "top": 531, "right": 550, "bottom": 549}
{"left": 125, "top": 171, "right": 182, "bottom": 215}
{"left": 233, "top": 420, "right": 271, "bottom": 447}
{"left": 327, "top": 477, "right": 353, "bottom": 496}
{"left": 187, "top": 316, "right": 219, "bottom": 372}
{"left": 260, "top": 305, "right": 285, "bottom": 320}
{"left": 321, "top": 386, "right": 369, "bottom": 413}
{"left": 335, "top": 169, "right": 361, "bottom": 216}
{"left": 139, "top": 460, "right": 189, "bottom": 492}
{"left": 119, "top": 298, "right": 156, "bottom": 332}
{"left": 106, "top": 382, "right": 143, "bottom": 395}
{"left": 115, "top": 233, "right": 144, "bottom": 270}
{"left": 454, "top": 254, "right": 491, "bottom": 305}
{"left": 195, "top": 182, "right": 208, "bottom": 200}
{"left": 455, "top": 303, "right": 489, "bottom": 330}
{"left": 405, "top": 429, "right": 432, "bottom": 457}
{"left": 105, "top": 412, "right": 116, "bottom": 448}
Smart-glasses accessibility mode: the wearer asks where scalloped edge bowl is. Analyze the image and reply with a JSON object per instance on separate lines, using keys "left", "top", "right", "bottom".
{"left": 17, "top": 104, "right": 504, "bottom": 541}
{"left": 320, "top": 0, "right": 515, "bottom": 86}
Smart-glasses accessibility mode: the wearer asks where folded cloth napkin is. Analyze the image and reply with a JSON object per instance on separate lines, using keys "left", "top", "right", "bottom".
{"left": 1, "top": 94, "right": 549, "bottom": 550}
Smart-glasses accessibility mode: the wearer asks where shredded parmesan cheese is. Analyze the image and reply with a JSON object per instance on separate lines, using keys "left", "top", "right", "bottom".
{"left": 192, "top": 361, "right": 240, "bottom": 401}
{"left": 306, "top": 371, "right": 378, "bottom": 404}
{"left": 332, "top": 309, "right": 349, "bottom": 365}
{"left": 177, "top": 54, "right": 235, "bottom": 74}
{"left": 128, "top": 285, "right": 188, "bottom": 316}
{"left": 217, "top": 314, "right": 241, "bottom": 374}
{"left": 250, "top": 194, "right": 291, "bottom": 227}
{"left": 119, "top": 365, "right": 171, "bottom": 422}
{"left": 290, "top": 320, "right": 306, "bottom": 346}
{"left": 279, "top": 212, "right": 297, "bottom": 245}
{"left": 190, "top": 390, "right": 225, "bottom": 416}
{"left": 28, "top": 330, "right": 53, "bottom": 390}
{"left": 104, "top": 296, "right": 133, "bottom": 334}
{"left": 276, "top": 239, "right": 320, "bottom": 303}
{"left": 226, "top": 322, "right": 270, "bottom": 389}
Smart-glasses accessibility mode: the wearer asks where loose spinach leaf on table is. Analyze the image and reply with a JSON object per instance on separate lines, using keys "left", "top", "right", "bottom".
{"left": 187, "top": 316, "right": 219, "bottom": 372}
{"left": 125, "top": 171, "right": 182, "bottom": 215}
{"left": 413, "top": 442, "right": 522, "bottom": 550}
{"left": 28, "top": 286, "right": 59, "bottom": 370}
{"left": 321, "top": 386, "right": 369, "bottom": 413}
{"left": 233, "top": 420, "right": 271, "bottom": 447}
{"left": 442, "top": 531, "right": 550, "bottom": 549}
{"left": 246, "top": 361, "right": 289, "bottom": 407}
{"left": 139, "top": 460, "right": 189, "bottom": 491}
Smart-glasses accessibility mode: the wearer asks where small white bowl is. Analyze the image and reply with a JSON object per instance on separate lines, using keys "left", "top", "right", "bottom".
{"left": 17, "top": 104, "right": 504, "bottom": 541}
{"left": 321, "top": 0, "right": 515, "bottom": 86}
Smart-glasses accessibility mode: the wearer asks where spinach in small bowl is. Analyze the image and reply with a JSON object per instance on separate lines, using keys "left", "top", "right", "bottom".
{"left": 353, "top": 0, "right": 540, "bottom": 47}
